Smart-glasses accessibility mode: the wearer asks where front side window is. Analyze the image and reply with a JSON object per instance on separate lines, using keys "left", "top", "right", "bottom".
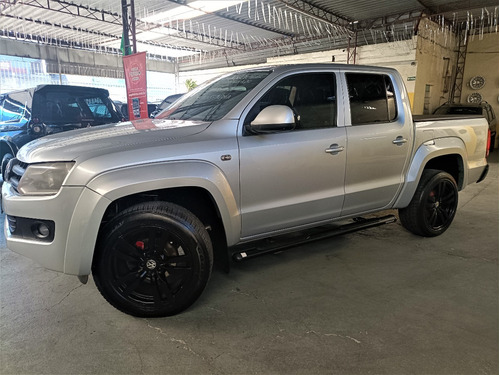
{"left": 346, "top": 73, "right": 397, "bottom": 125}
{"left": 1, "top": 91, "right": 32, "bottom": 123}
{"left": 245, "top": 72, "right": 337, "bottom": 131}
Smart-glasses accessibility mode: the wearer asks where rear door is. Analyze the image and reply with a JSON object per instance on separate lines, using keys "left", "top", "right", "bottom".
{"left": 341, "top": 71, "right": 412, "bottom": 215}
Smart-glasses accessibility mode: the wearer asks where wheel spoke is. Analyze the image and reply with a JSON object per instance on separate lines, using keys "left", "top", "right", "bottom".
{"left": 441, "top": 190, "right": 456, "bottom": 206}
{"left": 438, "top": 207, "right": 450, "bottom": 223}
{"left": 153, "top": 275, "right": 173, "bottom": 302}
{"left": 428, "top": 209, "right": 438, "bottom": 227}
{"left": 166, "top": 254, "right": 189, "bottom": 263}
{"left": 165, "top": 265, "right": 192, "bottom": 279}
{"left": 148, "top": 228, "right": 158, "bottom": 250}
{"left": 113, "top": 270, "right": 145, "bottom": 294}
{"left": 116, "top": 238, "right": 142, "bottom": 261}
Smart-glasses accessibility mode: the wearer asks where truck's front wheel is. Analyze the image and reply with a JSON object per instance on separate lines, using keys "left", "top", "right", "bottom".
{"left": 92, "top": 202, "right": 213, "bottom": 317}
{"left": 399, "top": 169, "right": 458, "bottom": 237}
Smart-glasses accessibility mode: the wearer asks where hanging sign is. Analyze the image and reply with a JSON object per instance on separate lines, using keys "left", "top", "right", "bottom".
{"left": 123, "top": 52, "right": 148, "bottom": 120}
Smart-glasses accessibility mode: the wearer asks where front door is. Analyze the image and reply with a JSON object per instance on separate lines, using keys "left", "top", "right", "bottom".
{"left": 238, "top": 71, "right": 347, "bottom": 238}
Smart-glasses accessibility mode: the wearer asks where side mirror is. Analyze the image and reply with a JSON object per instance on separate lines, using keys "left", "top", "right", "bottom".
{"left": 27, "top": 121, "right": 46, "bottom": 137}
{"left": 250, "top": 105, "right": 295, "bottom": 133}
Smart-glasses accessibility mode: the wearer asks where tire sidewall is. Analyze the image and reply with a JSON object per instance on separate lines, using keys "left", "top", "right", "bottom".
{"left": 93, "top": 206, "right": 212, "bottom": 317}
{"left": 415, "top": 171, "right": 458, "bottom": 237}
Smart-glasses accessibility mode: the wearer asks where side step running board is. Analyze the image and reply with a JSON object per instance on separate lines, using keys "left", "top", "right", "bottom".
{"left": 231, "top": 214, "right": 397, "bottom": 261}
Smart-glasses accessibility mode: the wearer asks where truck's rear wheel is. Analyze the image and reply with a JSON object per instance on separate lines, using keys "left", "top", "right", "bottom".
{"left": 399, "top": 169, "right": 458, "bottom": 237}
{"left": 92, "top": 202, "right": 213, "bottom": 317}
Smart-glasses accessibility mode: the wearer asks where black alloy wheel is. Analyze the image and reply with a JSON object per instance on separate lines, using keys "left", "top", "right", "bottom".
{"left": 93, "top": 202, "right": 213, "bottom": 317}
{"left": 399, "top": 169, "right": 458, "bottom": 237}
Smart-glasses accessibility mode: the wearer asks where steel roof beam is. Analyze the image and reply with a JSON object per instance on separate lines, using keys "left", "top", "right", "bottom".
{"left": 213, "top": 11, "right": 295, "bottom": 37}
{"left": 277, "top": 0, "right": 352, "bottom": 27}
{"left": 359, "top": 10, "right": 425, "bottom": 29}
{"left": 15, "top": 0, "right": 122, "bottom": 25}
{"left": 5, "top": 0, "right": 244, "bottom": 52}
{"left": 137, "top": 19, "right": 245, "bottom": 50}
{"left": 0, "top": 13, "right": 198, "bottom": 53}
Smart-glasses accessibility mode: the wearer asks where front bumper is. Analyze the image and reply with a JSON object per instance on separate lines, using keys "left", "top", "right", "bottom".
{"left": 2, "top": 182, "right": 109, "bottom": 275}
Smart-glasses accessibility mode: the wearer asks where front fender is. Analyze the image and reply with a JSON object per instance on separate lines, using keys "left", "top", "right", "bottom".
{"left": 393, "top": 137, "right": 467, "bottom": 208}
{"left": 64, "top": 160, "right": 240, "bottom": 275}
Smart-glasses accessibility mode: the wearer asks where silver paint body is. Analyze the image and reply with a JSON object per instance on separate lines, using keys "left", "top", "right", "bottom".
{"left": 1, "top": 64, "right": 489, "bottom": 276}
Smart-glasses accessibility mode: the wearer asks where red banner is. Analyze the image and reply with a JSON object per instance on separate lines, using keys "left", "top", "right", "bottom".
{"left": 123, "top": 52, "right": 148, "bottom": 120}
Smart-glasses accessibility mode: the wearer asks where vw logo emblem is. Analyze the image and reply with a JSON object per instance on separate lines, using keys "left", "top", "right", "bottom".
{"left": 146, "top": 259, "right": 157, "bottom": 270}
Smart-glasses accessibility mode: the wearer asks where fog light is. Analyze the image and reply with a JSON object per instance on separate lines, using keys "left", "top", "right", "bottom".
{"left": 32, "top": 222, "right": 50, "bottom": 239}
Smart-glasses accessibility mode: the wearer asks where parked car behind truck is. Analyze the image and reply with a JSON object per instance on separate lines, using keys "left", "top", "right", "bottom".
{"left": 0, "top": 84, "right": 121, "bottom": 177}
{"left": 2, "top": 64, "right": 489, "bottom": 317}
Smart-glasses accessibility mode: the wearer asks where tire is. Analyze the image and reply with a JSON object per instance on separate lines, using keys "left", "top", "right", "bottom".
{"left": 92, "top": 201, "right": 213, "bottom": 317}
{"left": 1, "top": 153, "right": 13, "bottom": 180}
{"left": 399, "top": 169, "right": 458, "bottom": 237}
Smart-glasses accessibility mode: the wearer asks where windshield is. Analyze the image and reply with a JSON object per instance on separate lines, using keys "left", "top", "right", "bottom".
{"left": 157, "top": 70, "right": 272, "bottom": 121}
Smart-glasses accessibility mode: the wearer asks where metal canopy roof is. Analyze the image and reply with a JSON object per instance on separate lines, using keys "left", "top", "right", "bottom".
{"left": 0, "top": 0, "right": 498, "bottom": 71}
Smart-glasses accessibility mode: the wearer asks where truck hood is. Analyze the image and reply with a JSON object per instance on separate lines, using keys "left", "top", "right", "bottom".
{"left": 17, "top": 118, "right": 211, "bottom": 163}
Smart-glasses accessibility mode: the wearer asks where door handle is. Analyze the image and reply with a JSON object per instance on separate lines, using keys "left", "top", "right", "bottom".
{"left": 325, "top": 144, "right": 345, "bottom": 155}
{"left": 392, "top": 136, "right": 408, "bottom": 146}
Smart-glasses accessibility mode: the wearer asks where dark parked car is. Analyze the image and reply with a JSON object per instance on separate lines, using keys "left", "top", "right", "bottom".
{"left": 0, "top": 84, "right": 121, "bottom": 177}
{"left": 433, "top": 101, "right": 497, "bottom": 150}
{"left": 150, "top": 93, "right": 185, "bottom": 118}
{"left": 114, "top": 101, "right": 158, "bottom": 121}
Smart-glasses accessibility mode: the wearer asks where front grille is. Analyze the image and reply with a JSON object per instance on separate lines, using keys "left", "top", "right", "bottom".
{"left": 7, "top": 215, "right": 17, "bottom": 233}
{"left": 5, "top": 158, "right": 27, "bottom": 192}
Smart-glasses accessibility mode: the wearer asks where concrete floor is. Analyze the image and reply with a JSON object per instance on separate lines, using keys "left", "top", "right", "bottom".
{"left": 1, "top": 154, "right": 498, "bottom": 375}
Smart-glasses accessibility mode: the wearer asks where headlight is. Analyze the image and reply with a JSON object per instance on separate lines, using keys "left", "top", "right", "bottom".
{"left": 17, "top": 162, "right": 75, "bottom": 196}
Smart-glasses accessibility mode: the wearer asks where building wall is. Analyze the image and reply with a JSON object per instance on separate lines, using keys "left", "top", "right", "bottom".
{"left": 461, "top": 32, "right": 499, "bottom": 146}
{"left": 0, "top": 38, "right": 175, "bottom": 77}
{"left": 413, "top": 19, "right": 458, "bottom": 115}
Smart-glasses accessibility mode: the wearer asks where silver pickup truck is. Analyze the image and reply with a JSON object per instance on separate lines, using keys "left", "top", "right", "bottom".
{"left": 1, "top": 64, "right": 489, "bottom": 317}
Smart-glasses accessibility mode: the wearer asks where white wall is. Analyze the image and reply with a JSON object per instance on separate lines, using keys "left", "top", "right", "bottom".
{"left": 178, "top": 39, "right": 419, "bottom": 99}
{"left": 461, "top": 32, "right": 499, "bottom": 146}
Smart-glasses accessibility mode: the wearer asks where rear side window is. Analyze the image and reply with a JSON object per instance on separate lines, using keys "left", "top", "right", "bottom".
{"left": 39, "top": 90, "right": 118, "bottom": 125}
{"left": 85, "top": 97, "right": 114, "bottom": 120}
{"left": 346, "top": 73, "right": 397, "bottom": 125}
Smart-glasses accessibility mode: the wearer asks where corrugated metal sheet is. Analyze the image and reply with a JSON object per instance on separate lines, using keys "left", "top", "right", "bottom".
{"left": 0, "top": 0, "right": 497, "bottom": 67}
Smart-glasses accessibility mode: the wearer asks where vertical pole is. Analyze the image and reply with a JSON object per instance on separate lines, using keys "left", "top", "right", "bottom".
{"left": 130, "top": 0, "right": 137, "bottom": 54}
{"left": 57, "top": 50, "right": 62, "bottom": 84}
{"left": 121, "top": 0, "right": 131, "bottom": 55}
{"left": 347, "top": 25, "right": 358, "bottom": 64}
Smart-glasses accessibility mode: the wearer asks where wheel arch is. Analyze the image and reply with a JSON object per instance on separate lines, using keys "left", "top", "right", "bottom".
{"left": 97, "top": 186, "right": 228, "bottom": 265}
{"left": 0, "top": 138, "right": 18, "bottom": 159}
{"left": 63, "top": 161, "right": 240, "bottom": 276}
{"left": 394, "top": 137, "right": 467, "bottom": 208}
